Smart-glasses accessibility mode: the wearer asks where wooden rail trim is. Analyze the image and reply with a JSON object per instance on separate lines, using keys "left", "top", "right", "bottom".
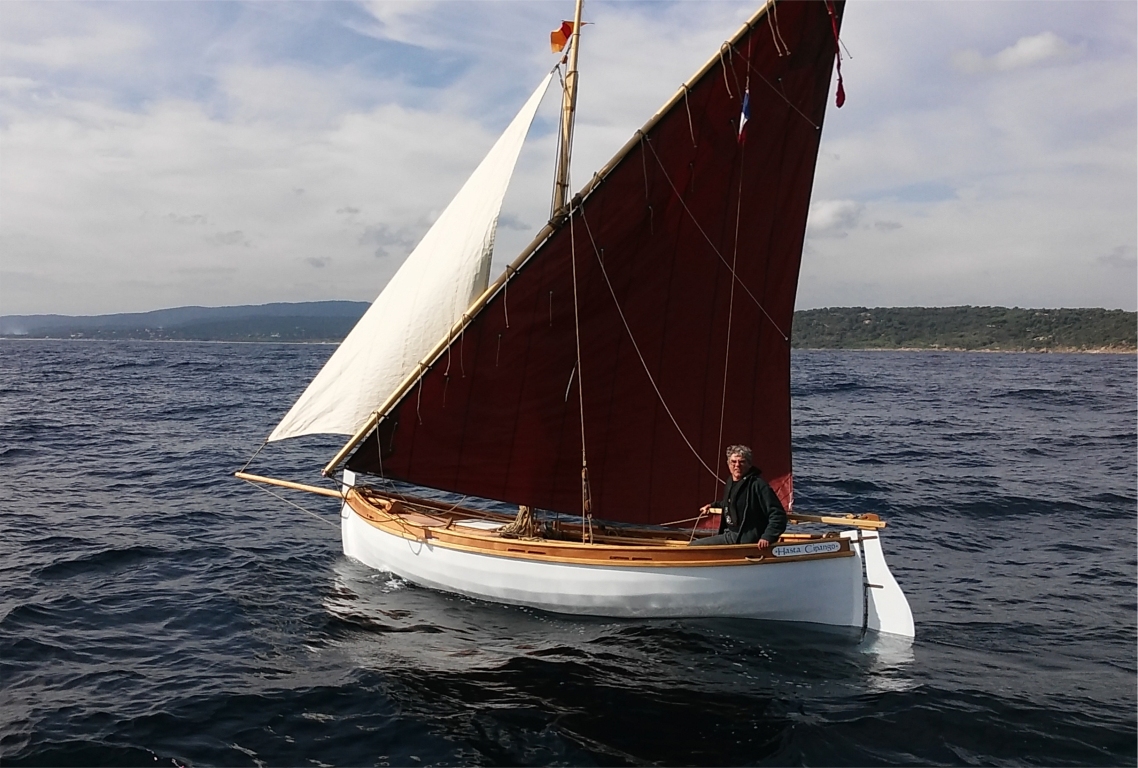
{"left": 345, "top": 491, "right": 855, "bottom": 568}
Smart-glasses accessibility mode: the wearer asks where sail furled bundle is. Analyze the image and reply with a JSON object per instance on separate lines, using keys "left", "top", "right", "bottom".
{"left": 345, "top": 0, "right": 844, "bottom": 525}
{"left": 268, "top": 73, "right": 553, "bottom": 443}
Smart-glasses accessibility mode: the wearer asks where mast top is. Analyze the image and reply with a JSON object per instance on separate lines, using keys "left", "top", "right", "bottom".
{"left": 552, "top": 0, "right": 585, "bottom": 216}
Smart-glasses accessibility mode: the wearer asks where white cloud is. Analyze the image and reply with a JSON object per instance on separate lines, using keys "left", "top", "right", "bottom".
{"left": 351, "top": 1, "right": 442, "bottom": 47}
{"left": 953, "top": 31, "right": 1081, "bottom": 74}
{"left": 0, "top": 76, "right": 38, "bottom": 93}
{"left": 0, "top": 1, "right": 1133, "bottom": 316}
{"left": 0, "top": 16, "right": 150, "bottom": 71}
{"left": 799, "top": 0, "right": 1135, "bottom": 311}
{"left": 807, "top": 200, "right": 865, "bottom": 238}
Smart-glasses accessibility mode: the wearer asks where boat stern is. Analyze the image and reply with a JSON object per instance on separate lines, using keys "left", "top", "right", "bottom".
{"left": 847, "top": 530, "right": 915, "bottom": 639}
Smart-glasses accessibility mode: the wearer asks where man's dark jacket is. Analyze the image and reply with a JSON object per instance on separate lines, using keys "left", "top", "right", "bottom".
{"left": 716, "top": 467, "right": 787, "bottom": 544}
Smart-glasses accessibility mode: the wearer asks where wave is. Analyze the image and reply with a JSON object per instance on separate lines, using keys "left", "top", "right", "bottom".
{"left": 31, "top": 546, "right": 164, "bottom": 581}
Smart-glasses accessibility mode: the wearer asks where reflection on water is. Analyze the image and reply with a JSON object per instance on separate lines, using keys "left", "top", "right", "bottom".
{"left": 860, "top": 633, "right": 917, "bottom": 694}
{"left": 320, "top": 557, "right": 917, "bottom": 765}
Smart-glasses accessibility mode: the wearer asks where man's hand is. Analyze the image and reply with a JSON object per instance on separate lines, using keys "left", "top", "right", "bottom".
{"left": 699, "top": 504, "right": 712, "bottom": 516}
{"left": 756, "top": 538, "right": 771, "bottom": 550}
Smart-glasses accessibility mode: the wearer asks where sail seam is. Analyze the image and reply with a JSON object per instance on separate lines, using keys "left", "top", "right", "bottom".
{"left": 577, "top": 206, "right": 719, "bottom": 482}
{"left": 641, "top": 136, "right": 789, "bottom": 342}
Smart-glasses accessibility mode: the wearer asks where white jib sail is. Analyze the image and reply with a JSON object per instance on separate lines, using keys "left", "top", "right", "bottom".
{"left": 268, "top": 73, "right": 553, "bottom": 442}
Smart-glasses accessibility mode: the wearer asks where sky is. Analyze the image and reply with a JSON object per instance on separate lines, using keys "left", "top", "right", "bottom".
{"left": 1, "top": 0, "right": 1134, "bottom": 317}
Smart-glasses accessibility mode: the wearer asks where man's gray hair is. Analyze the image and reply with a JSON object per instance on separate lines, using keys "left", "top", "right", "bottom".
{"left": 725, "top": 444, "right": 753, "bottom": 462}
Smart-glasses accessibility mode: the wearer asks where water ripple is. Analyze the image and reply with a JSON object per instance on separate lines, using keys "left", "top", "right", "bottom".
{"left": 0, "top": 341, "right": 1133, "bottom": 766}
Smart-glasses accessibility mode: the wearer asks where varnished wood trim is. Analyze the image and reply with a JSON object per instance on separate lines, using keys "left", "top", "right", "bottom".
{"left": 345, "top": 491, "right": 854, "bottom": 568}
{"left": 236, "top": 472, "right": 343, "bottom": 498}
{"left": 789, "top": 512, "right": 886, "bottom": 530}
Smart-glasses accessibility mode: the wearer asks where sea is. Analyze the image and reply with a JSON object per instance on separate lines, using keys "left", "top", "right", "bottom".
{"left": 1, "top": 341, "right": 1134, "bottom": 767}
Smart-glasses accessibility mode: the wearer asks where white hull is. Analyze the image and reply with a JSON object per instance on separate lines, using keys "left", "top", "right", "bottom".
{"left": 338, "top": 480, "right": 914, "bottom": 638}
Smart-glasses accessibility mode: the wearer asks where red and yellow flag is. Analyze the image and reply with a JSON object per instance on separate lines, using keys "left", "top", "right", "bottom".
{"left": 550, "top": 21, "right": 575, "bottom": 53}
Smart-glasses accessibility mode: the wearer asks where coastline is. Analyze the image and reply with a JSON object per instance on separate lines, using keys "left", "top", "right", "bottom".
{"left": 3, "top": 337, "right": 1133, "bottom": 354}
{"left": 793, "top": 346, "right": 1137, "bottom": 354}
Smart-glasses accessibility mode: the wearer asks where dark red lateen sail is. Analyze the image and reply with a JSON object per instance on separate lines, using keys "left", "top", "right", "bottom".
{"left": 347, "top": 0, "right": 844, "bottom": 524}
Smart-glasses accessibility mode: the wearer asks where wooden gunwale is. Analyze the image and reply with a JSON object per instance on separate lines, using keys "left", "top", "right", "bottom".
{"left": 346, "top": 489, "right": 854, "bottom": 568}
{"left": 352, "top": 486, "right": 860, "bottom": 543}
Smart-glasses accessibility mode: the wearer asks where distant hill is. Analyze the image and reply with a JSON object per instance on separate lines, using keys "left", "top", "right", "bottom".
{"left": 2, "top": 303, "right": 1134, "bottom": 351}
{"left": 0, "top": 301, "right": 370, "bottom": 342}
{"left": 791, "top": 307, "right": 1136, "bottom": 352}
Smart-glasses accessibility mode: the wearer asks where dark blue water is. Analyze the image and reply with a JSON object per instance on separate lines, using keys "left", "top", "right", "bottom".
{"left": 1, "top": 341, "right": 1134, "bottom": 766}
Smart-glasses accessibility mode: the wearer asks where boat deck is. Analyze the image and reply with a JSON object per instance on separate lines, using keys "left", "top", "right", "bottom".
{"left": 348, "top": 485, "right": 857, "bottom": 568}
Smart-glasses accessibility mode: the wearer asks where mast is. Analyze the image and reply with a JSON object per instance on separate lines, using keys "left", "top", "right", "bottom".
{"left": 320, "top": 0, "right": 796, "bottom": 477}
{"left": 551, "top": 0, "right": 584, "bottom": 216}
{"left": 340, "top": 0, "right": 845, "bottom": 521}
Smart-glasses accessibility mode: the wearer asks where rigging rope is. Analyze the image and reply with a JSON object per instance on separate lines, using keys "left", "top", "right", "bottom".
{"left": 576, "top": 206, "right": 720, "bottom": 482}
{"left": 718, "top": 44, "right": 734, "bottom": 98}
{"left": 640, "top": 135, "right": 789, "bottom": 342}
{"left": 243, "top": 479, "right": 341, "bottom": 531}
{"left": 716, "top": 101, "right": 749, "bottom": 489}
{"left": 729, "top": 43, "right": 819, "bottom": 130}
{"left": 682, "top": 86, "right": 696, "bottom": 148}
{"left": 769, "top": 0, "right": 790, "bottom": 57}
{"left": 240, "top": 440, "right": 268, "bottom": 474}
{"left": 568, "top": 208, "right": 594, "bottom": 539}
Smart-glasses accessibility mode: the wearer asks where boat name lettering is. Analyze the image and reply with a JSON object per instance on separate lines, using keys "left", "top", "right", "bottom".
{"left": 772, "top": 541, "right": 842, "bottom": 557}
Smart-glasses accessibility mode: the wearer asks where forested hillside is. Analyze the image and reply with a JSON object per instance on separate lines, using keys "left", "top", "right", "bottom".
{"left": 3, "top": 304, "right": 1134, "bottom": 351}
{"left": 791, "top": 307, "right": 1135, "bottom": 352}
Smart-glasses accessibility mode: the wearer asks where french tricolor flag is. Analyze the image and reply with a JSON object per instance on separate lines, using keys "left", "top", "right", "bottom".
{"left": 738, "top": 85, "right": 750, "bottom": 144}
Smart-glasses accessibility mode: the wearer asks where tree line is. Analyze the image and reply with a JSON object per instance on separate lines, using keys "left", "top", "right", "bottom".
{"left": 790, "top": 307, "right": 1136, "bottom": 352}
{"left": 3, "top": 303, "right": 1135, "bottom": 351}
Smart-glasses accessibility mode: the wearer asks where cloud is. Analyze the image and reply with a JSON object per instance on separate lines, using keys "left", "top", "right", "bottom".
{"left": 0, "top": 1, "right": 1133, "bottom": 316}
{"left": 953, "top": 31, "right": 1081, "bottom": 74}
{"left": 1098, "top": 245, "right": 1136, "bottom": 270}
{"left": 206, "top": 231, "right": 251, "bottom": 247}
{"left": 798, "top": 0, "right": 1135, "bottom": 311}
{"left": 0, "top": 15, "right": 150, "bottom": 72}
{"left": 0, "top": 76, "right": 37, "bottom": 93}
{"left": 359, "top": 223, "right": 420, "bottom": 259}
{"left": 350, "top": 1, "right": 441, "bottom": 47}
{"left": 168, "top": 213, "right": 207, "bottom": 225}
{"left": 807, "top": 200, "right": 864, "bottom": 239}
{"left": 497, "top": 213, "right": 530, "bottom": 231}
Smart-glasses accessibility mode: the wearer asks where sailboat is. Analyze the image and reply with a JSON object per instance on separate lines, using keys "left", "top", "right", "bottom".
{"left": 239, "top": 0, "right": 915, "bottom": 639}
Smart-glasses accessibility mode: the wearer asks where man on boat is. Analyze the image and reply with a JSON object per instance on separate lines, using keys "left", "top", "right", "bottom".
{"left": 692, "top": 445, "right": 786, "bottom": 548}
